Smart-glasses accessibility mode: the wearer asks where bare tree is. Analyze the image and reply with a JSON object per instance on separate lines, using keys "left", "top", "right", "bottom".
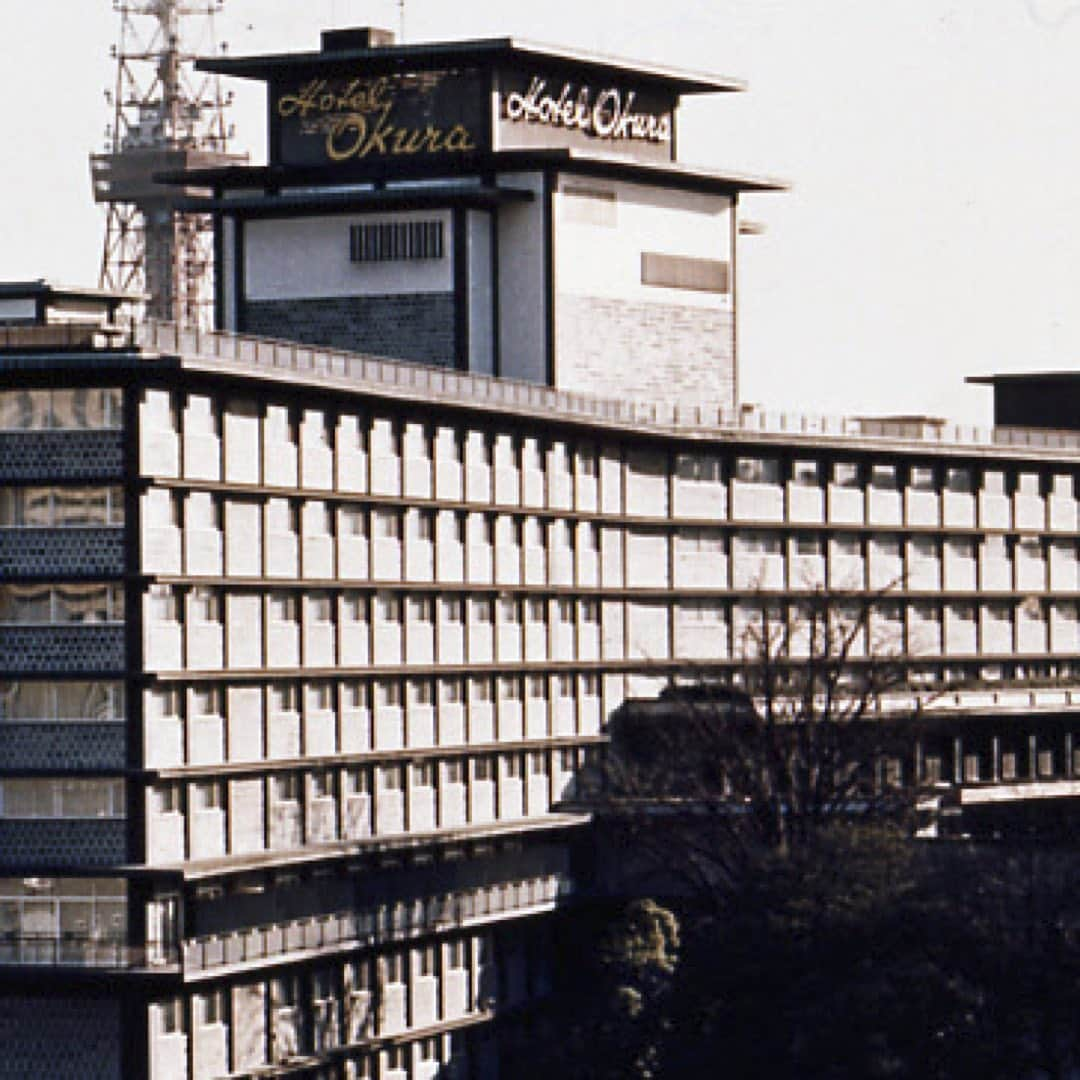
{"left": 592, "top": 586, "right": 933, "bottom": 911}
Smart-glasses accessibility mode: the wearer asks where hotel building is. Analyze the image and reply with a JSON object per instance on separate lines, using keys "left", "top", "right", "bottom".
{"left": 2, "top": 25, "right": 1080, "bottom": 1080}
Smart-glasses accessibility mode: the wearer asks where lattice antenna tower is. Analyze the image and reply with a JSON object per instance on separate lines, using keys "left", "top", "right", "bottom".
{"left": 91, "top": 1, "right": 245, "bottom": 325}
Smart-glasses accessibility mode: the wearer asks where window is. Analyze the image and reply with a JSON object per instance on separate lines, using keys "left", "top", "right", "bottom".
{"left": 910, "top": 465, "right": 935, "bottom": 491}
{"left": 414, "top": 762, "right": 436, "bottom": 788}
{"left": 1018, "top": 472, "right": 1041, "bottom": 496}
{"left": 471, "top": 598, "right": 494, "bottom": 624}
{"left": 154, "top": 783, "right": 180, "bottom": 814}
{"left": 0, "top": 389, "right": 121, "bottom": 431}
{"left": 641, "top": 251, "right": 729, "bottom": 293}
{"left": 418, "top": 944, "right": 437, "bottom": 977}
{"left": 0, "top": 584, "right": 124, "bottom": 625}
{"left": 504, "top": 753, "right": 523, "bottom": 778}
{"left": 374, "top": 510, "right": 400, "bottom": 540}
{"left": 345, "top": 768, "right": 370, "bottom": 796}
{"left": 274, "top": 775, "right": 300, "bottom": 803}
{"left": 870, "top": 463, "right": 898, "bottom": 489}
{"left": 792, "top": 460, "right": 820, "bottom": 487}
{"left": 442, "top": 677, "right": 464, "bottom": 705}
{"left": 307, "top": 682, "right": 334, "bottom": 711}
{"left": 0, "top": 681, "right": 124, "bottom": 723}
{"left": 350, "top": 219, "right": 444, "bottom": 262}
{"left": 499, "top": 675, "right": 521, "bottom": 701}
{"left": 832, "top": 462, "right": 860, "bottom": 488}
{"left": 268, "top": 593, "right": 296, "bottom": 623}
{"left": 577, "top": 448, "right": 597, "bottom": 477}
{"left": 735, "top": 457, "right": 780, "bottom": 485}
{"left": 269, "top": 684, "right": 298, "bottom": 713}
{"left": 340, "top": 506, "right": 366, "bottom": 538}
{"left": 0, "top": 778, "right": 125, "bottom": 819}
{"left": 189, "top": 588, "right": 220, "bottom": 623}
{"left": 311, "top": 770, "right": 333, "bottom": 799}
{"left": 415, "top": 510, "right": 435, "bottom": 541}
{"left": 409, "top": 679, "right": 434, "bottom": 707}
{"left": 946, "top": 467, "right": 972, "bottom": 493}
{"left": 409, "top": 596, "right": 434, "bottom": 623}
{"left": 190, "top": 687, "right": 221, "bottom": 717}
{"left": 794, "top": 535, "right": 823, "bottom": 557}
{"left": 470, "top": 677, "right": 493, "bottom": 703}
{"left": 983, "top": 470, "right": 1006, "bottom": 495}
{"left": 382, "top": 766, "right": 405, "bottom": 791}
{"left": 160, "top": 998, "right": 186, "bottom": 1036}
{"left": 675, "top": 453, "right": 723, "bottom": 483}
{"left": 0, "top": 486, "right": 124, "bottom": 528}
{"left": 377, "top": 594, "right": 401, "bottom": 621}
{"left": 441, "top": 597, "right": 464, "bottom": 623}
{"left": 376, "top": 680, "right": 402, "bottom": 708}
{"left": 446, "top": 938, "right": 467, "bottom": 970}
{"left": 474, "top": 757, "right": 494, "bottom": 781}
{"left": 444, "top": 760, "right": 465, "bottom": 784}
{"left": 192, "top": 781, "right": 222, "bottom": 812}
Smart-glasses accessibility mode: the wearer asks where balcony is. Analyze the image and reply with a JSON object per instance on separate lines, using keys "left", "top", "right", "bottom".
{"left": 182, "top": 872, "right": 571, "bottom": 977}
{"left": 0, "top": 933, "right": 177, "bottom": 970}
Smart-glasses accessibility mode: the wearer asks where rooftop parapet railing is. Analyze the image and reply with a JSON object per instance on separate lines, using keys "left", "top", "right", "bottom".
{"left": 0, "top": 318, "right": 1036, "bottom": 457}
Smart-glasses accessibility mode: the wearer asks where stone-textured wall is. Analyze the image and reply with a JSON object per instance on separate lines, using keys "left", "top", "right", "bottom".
{"left": 0, "top": 997, "right": 121, "bottom": 1079}
{"left": 555, "top": 294, "right": 736, "bottom": 408}
{"left": 242, "top": 294, "right": 457, "bottom": 366}
{"left": 0, "top": 432, "right": 124, "bottom": 482}
{"left": 0, "top": 626, "right": 125, "bottom": 674}
{"left": 0, "top": 819, "right": 127, "bottom": 869}
{"left": 0, "top": 528, "right": 125, "bottom": 578}
{"left": 0, "top": 722, "right": 125, "bottom": 771}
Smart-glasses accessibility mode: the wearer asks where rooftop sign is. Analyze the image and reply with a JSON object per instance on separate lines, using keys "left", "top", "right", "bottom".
{"left": 498, "top": 73, "right": 674, "bottom": 157}
{"left": 272, "top": 70, "right": 489, "bottom": 166}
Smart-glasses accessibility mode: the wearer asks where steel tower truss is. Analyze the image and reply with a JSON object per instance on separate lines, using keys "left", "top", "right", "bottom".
{"left": 91, "top": 1, "right": 245, "bottom": 325}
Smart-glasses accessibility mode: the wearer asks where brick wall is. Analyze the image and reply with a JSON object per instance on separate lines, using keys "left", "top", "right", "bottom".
{"left": 242, "top": 294, "right": 457, "bottom": 366}
{"left": 555, "top": 294, "right": 736, "bottom": 408}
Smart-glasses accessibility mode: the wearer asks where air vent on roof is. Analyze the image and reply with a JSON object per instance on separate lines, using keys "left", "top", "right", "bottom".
{"left": 321, "top": 27, "right": 396, "bottom": 52}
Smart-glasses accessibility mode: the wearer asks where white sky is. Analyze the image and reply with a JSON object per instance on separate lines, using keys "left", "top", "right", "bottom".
{"left": 4, "top": 0, "right": 1080, "bottom": 424}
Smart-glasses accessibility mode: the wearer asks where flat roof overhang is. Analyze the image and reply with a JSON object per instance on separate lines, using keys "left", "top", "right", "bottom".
{"left": 198, "top": 36, "right": 745, "bottom": 95}
{"left": 168, "top": 180, "right": 535, "bottom": 217}
{"left": 159, "top": 148, "right": 787, "bottom": 198}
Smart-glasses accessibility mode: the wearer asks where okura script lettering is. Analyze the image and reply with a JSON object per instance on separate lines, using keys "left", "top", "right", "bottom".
{"left": 276, "top": 77, "right": 478, "bottom": 162}
{"left": 504, "top": 78, "right": 671, "bottom": 143}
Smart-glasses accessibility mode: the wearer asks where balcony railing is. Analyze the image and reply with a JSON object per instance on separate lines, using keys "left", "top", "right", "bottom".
{"left": 0, "top": 933, "right": 175, "bottom": 969}
{"left": 183, "top": 873, "right": 571, "bottom": 975}
{"left": 133, "top": 321, "right": 1080, "bottom": 458}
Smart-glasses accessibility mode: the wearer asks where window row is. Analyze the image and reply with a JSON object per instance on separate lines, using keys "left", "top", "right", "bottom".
{"left": 0, "top": 486, "right": 124, "bottom": 528}
{"left": 0, "top": 388, "right": 122, "bottom": 431}
{"left": 140, "top": 390, "right": 606, "bottom": 511}
{"left": 151, "top": 929, "right": 514, "bottom": 1077}
{"left": 0, "top": 778, "right": 125, "bottom": 819}
{"left": 0, "top": 584, "right": 124, "bottom": 625}
{"left": 145, "top": 674, "right": 604, "bottom": 768}
{"left": 143, "top": 584, "right": 621, "bottom": 673}
{"left": 729, "top": 454, "right": 1071, "bottom": 496}
{"left": 0, "top": 680, "right": 124, "bottom": 723}
{"left": 147, "top": 749, "right": 585, "bottom": 862}
{"left": 0, "top": 877, "right": 126, "bottom": 944}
